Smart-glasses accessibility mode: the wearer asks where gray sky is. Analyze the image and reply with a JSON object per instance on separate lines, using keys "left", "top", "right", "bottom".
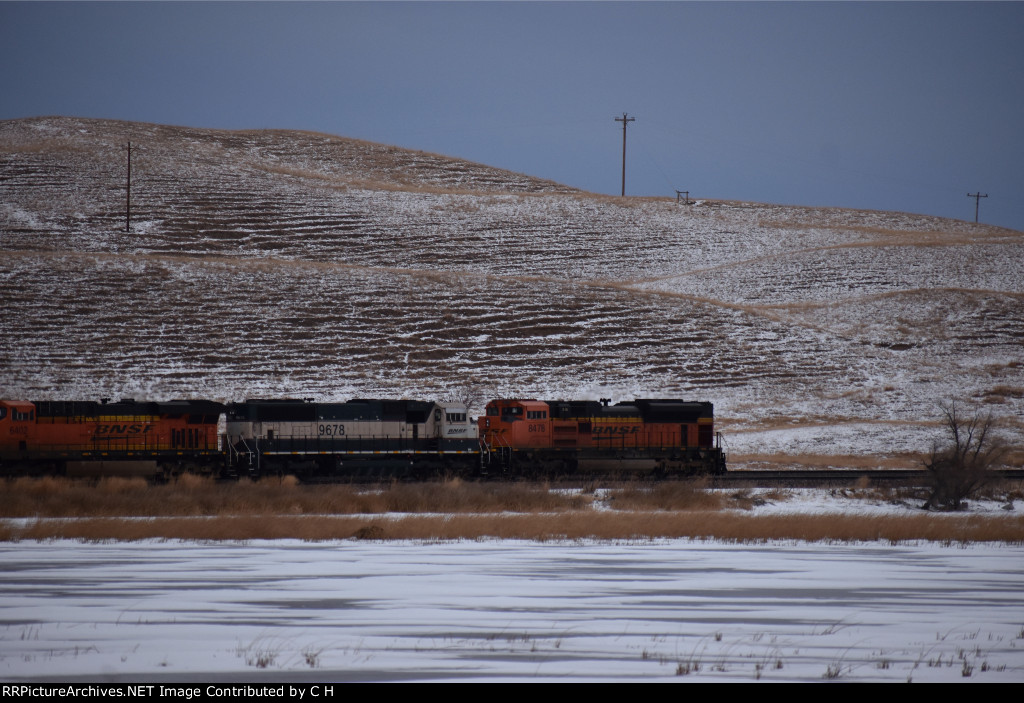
{"left": 3, "top": 1, "right": 1022, "bottom": 230}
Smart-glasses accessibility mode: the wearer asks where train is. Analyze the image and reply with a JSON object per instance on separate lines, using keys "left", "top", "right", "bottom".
{"left": 0, "top": 396, "right": 726, "bottom": 479}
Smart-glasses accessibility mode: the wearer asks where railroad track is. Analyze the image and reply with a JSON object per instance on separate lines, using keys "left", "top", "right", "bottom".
{"left": 293, "top": 468, "right": 1024, "bottom": 487}
{"left": 710, "top": 469, "right": 1024, "bottom": 488}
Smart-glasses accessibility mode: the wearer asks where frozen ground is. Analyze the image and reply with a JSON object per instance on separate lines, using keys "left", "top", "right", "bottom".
{"left": 2, "top": 116, "right": 1023, "bottom": 462}
{"left": 1, "top": 537, "right": 1022, "bottom": 682}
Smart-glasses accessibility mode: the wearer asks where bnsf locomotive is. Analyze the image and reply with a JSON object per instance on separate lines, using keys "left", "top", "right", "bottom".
{"left": 0, "top": 399, "right": 224, "bottom": 477}
{"left": 225, "top": 398, "right": 479, "bottom": 477}
{"left": 480, "top": 398, "right": 725, "bottom": 475}
{"left": 1, "top": 396, "right": 725, "bottom": 479}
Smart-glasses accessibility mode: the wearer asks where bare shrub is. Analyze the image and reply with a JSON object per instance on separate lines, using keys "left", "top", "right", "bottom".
{"left": 923, "top": 403, "right": 1009, "bottom": 511}
{"left": 448, "top": 381, "right": 487, "bottom": 416}
{"left": 823, "top": 663, "right": 844, "bottom": 679}
{"left": 301, "top": 646, "right": 323, "bottom": 668}
{"left": 353, "top": 524, "right": 386, "bottom": 540}
{"left": 236, "top": 639, "right": 280, "bottom": 669}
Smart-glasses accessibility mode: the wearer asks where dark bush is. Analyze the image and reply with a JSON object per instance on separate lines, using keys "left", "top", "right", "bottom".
{"left": 923, "top": 404, "right": 1007, "bottom": 511}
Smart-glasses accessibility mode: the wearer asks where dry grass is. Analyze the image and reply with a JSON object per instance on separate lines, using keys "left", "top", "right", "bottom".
{"left": 828, "top": 478, "right": 1024, "bottom": 515}
{"left": 2, "top": 476, "right": 1023, "bottom": 543}
{"left": 729, "top": 452, "right": 925, "bottom": 471}
{"left": 607, "top": 480, "right": 737, "bottom": 511}
{"left": 4, "top": 511, "right": 1022, "bottom": 544}
{"left": 0, "top": 476, "right": 588, "bottom": 518}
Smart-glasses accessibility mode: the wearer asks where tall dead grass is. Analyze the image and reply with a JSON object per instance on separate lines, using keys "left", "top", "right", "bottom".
{"left": 607, "top": 480, "right": 732, "bottom": 511}
{"left": 0, "top": 476, "right": 588, "bottom": 518}
{"left": 5, "top": 512, "right": 1022, "bottom": 544}
{"left": 3, "top": 476, "right": 1022, "bottom": 543}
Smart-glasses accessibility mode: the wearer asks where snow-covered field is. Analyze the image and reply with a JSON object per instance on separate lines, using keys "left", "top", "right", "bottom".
{"left": 2, "top": 537, "right": 1022, "bottom": 682}
{"left": 3, "top": 490, "right": 1022, "bottom": 682}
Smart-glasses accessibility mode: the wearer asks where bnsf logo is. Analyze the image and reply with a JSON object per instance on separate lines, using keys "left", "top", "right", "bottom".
{"left": 592, "top": 426, "right": 639, "bottom": 435}
{"left": 93, "top": 424, "right": 154, "bottom": 435}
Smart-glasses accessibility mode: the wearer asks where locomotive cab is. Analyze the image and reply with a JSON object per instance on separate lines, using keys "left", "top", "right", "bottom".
{"left": 480, "top": 399, "right": 551, "bottom": 451}
{"left": 434, "top": 402, "right": 476, "bottom": 451}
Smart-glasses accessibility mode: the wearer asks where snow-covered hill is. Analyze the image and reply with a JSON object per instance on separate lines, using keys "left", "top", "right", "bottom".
{"left": 2, "top": 116, "right": 1022, "bottom": 466}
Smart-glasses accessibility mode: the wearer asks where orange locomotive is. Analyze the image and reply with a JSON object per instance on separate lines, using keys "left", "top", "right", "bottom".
{"left": 479, "top": 398, "right": 725, "bottom": 476}
{"left": 0, "top": 399, "right": 224, "bottom": 477}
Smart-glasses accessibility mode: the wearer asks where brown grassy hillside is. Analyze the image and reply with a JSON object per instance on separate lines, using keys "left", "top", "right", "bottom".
{"left": 2, "top": 116, "right": 1022, "bottom": 466}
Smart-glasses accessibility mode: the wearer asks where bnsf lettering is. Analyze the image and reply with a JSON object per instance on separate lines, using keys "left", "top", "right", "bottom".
{"left": 94, "top": 424, "right": 153, "bottom": 435}
{"left": 592, "top": 426, "right": 639, "bottom": 435}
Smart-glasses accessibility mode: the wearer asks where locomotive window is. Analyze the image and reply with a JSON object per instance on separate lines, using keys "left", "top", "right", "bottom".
{"left": 487, "top": 407, "right": 499, "bottom": 416}
{"left": 446, "top": 413, "right": 466, "bottom": 423}
{"left": 526, "top": 410, "right": 548, "bottom": 420}
{"left": 0, "top": 408, "right": 6, "bottom": 420}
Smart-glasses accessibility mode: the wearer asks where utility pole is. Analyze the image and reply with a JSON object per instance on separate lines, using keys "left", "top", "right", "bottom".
{"left": 966, "top": 192, "right": 987, "bottom": 223}
{"left": 125, "top": 141, "right": 134, "bottom": 232}
{"left": 615, "top": 112, "right": 634, "bottom": 196}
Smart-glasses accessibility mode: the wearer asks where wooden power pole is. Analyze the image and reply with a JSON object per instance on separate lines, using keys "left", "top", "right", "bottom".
{"left": 125, "top": 141, "right": 133, "bottom": 232}
{"left": 967, "top": 192, "right": 987, "bottom": 223}
{"left": 615, "top": 113, "right": 635, "bottom": 196}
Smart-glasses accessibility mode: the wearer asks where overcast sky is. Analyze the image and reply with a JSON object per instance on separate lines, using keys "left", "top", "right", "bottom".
{"left": 2, "top": 1, "right": 1022, "bottom": 230}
